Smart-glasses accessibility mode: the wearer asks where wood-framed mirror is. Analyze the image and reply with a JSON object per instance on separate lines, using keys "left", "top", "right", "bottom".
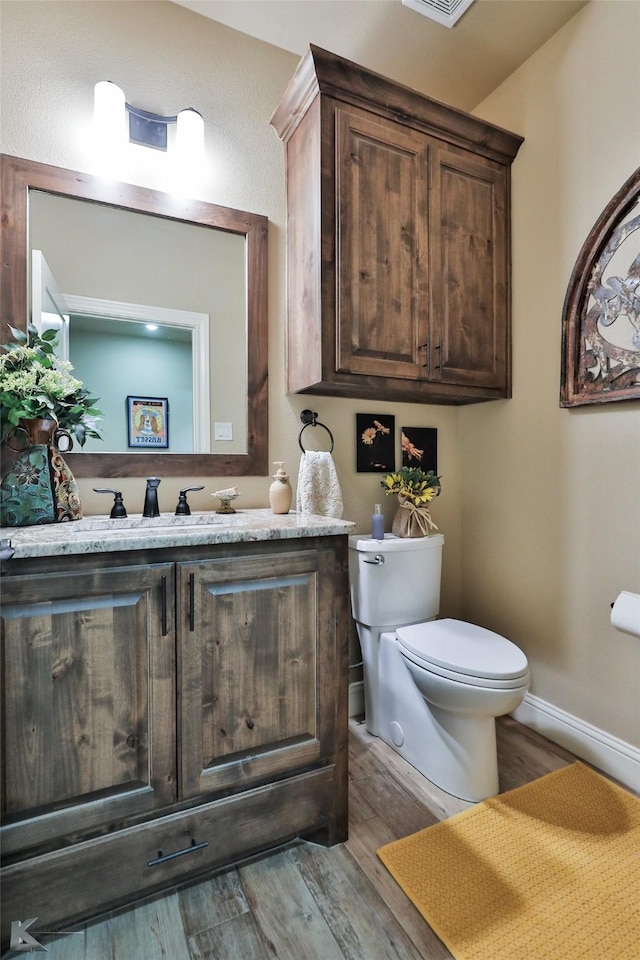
{"left": 0, "top": 154, "right": 268, "bottom": 477}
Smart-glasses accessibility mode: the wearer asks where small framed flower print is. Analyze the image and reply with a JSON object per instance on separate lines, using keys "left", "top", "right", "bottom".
{"left": 356, "top": 413, "right": 395, "bottom": 472}
{"left": 401, "top": 426, "right": 437, "bottom": 474}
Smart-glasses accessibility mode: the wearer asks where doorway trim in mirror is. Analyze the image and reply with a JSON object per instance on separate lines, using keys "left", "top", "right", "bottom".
{"left": 0, "top": 154, "right": 268, "bottom": 478}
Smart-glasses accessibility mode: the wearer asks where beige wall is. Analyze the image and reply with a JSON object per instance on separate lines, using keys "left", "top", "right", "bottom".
{"left": 467, "top": 0, "right": 640, "bottom": 747}
{"left": 0, "top": 0, "right": 462, "bottom": 664}
{"left": 0, "top": 0, "right": 461, "bottom": 598}
{"left": 2, "top": 1, "right": 637, "bottom": 749}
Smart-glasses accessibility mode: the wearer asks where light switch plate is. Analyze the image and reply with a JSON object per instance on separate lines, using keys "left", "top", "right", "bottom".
{"left": 214, "top": 422, "right": 233, "bottom": 441}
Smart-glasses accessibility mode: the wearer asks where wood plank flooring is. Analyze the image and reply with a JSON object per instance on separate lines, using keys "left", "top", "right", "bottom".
{"left": 5, "top": 716, "right": 621, "bottom": 959}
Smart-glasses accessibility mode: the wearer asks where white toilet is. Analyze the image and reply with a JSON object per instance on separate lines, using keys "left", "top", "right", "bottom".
{"left": 349, "top": 533, "right": 530, "bottom": 802}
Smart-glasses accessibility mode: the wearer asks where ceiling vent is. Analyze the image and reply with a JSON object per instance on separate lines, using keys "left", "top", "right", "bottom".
{"left": 402, "top": 0, "right": 475, "bottom": 29}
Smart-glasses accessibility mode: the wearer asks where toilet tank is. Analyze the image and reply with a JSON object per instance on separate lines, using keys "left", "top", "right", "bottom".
{"left": 349, "top": 533, "right": 444, "bottom": 628}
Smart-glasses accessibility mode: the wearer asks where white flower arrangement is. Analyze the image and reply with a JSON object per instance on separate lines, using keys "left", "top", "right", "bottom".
{"left": 0, "top": 325, "right": 102, "bottom": 447}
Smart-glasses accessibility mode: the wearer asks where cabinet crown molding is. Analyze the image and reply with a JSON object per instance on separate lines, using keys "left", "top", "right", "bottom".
{"left": 270, "top": 44, "right": 524, "bottom": 165}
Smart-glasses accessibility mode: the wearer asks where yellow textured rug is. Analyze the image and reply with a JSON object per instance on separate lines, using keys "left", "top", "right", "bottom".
{"left": 377, "top": 762, "right": 640, "bottom": 960}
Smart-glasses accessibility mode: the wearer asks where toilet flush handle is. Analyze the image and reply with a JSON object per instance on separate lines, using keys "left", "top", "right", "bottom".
{"left": 364, "top": 554, "right": 385, "bottom": 565}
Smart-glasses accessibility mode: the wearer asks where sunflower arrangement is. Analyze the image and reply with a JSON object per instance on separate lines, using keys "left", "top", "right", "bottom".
{"left": 380, "top": 466, "right": 441, "bottom": 506}
{"left": 381, "top": 466, "right": 441, "bottom": 537}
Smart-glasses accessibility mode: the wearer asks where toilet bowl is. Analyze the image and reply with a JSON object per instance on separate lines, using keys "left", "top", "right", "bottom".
{"left": 349, "top": 534, "right": 530, "bottom": 802}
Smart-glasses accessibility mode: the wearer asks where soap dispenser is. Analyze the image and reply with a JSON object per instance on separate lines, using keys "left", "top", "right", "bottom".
{"left": 269, "top": 462, "right": 292, "bottom": 514}
{"left": 372, "top": 503, "right": 384, "bottom": 540}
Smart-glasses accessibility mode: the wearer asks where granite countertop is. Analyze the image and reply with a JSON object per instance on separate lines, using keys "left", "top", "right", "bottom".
{"left": 0, "top": 509, "right": 356, "bottom": 560}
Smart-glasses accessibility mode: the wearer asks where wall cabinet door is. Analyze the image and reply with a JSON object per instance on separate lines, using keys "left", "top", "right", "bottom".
{"left": 335, "top": 106, "right": 430, "bottom": 381}
{"left": 0, "top": 563, "right": 175, "bottom": 856}
{"left": 178, "top": 547, "right": 339, "bottom": 800}
{"left": 333, "top": 108, "right": 511, "bottom": 397}
{"left": 429, "top": 145, "right": 510, "bottom": 391}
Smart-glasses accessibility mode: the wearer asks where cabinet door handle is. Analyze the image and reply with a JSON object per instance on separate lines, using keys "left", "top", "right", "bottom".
{"left": 418, "top": 340, "right": 429, "bottom": 371}
{"left": 147, "top": 838, "right": 208, "bottom": 867}
{"left": 434, "top": 339, "right": 443, "bottom": 371}
{"left": 161, "top": 575, "right": 168, "bottom": 636}
{"left": 189, "top": 573, "right": 195, "bottom": 632}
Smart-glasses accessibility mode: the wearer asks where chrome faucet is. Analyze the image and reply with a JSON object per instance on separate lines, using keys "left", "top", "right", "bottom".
{"left": 143, "top": 477, "right": 161, "bottom": 518}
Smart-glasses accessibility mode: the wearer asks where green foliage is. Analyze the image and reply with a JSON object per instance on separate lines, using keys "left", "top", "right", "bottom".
{"left": 0, "top": 324, "right": 103, "bottom": 447}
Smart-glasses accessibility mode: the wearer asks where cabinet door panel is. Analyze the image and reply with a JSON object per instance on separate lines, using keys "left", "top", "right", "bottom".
{"left": 1, "top": 564, "right": 175, "bottom": 854}
{"left": 179, "top": 549, "right": 336, "bottom": 799}
{"left": 335, "top": 107, "right": 430, "bottom": 380}
{"left": 430, "top": 148, "right": 509, "bottom": 390}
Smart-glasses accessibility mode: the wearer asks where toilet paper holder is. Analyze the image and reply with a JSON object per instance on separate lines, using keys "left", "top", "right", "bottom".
{"left": 610, "top": 590, "right": 640, "bottom": 637}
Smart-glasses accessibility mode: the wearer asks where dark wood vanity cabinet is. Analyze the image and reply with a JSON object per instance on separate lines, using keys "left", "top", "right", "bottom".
{"left": 0, "top": 536, "right": 349, "bottom": 942}
{"left": 178, "top": 549, "right": 341, "bottom": 800}
{"left": 271, "top": 46, "right": 523, "bottom": 404}
{"left": 1, "top": 562, "right": 176, "bottom": 859}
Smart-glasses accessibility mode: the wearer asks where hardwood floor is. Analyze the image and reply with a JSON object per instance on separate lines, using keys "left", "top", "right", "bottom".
{"left": 4, "top": 717, "right": 608, "bottom": 959}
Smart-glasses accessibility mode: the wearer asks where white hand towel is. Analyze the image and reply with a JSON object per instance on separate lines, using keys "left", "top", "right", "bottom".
{"left": 296, "top": 451, "right": 344, "bottom": 518}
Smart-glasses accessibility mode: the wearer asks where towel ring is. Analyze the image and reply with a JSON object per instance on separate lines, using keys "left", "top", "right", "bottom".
{"left": 298, "top": 409, "right": 334, "bottom": 453}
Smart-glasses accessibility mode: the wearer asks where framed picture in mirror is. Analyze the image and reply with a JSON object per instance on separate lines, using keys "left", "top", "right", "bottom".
{"left": 126, "top": 396, "right": 169, "bottom": 449}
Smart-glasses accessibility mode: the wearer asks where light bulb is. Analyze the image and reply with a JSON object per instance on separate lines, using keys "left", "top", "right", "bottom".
{"left": 93, "top": 81, "right": 127, "bottom": 147}
{"left": 176, "top": 108, "right": 204, "bottom": 165}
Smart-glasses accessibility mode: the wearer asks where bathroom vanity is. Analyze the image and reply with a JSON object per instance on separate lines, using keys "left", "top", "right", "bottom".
{"left": 0, "top": 511, "right": 354, "bottom": 942}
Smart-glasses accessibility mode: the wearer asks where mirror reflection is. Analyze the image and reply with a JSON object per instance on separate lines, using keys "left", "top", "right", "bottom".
{"left": 29, "top": 191, "right": 246, "bottom": 455}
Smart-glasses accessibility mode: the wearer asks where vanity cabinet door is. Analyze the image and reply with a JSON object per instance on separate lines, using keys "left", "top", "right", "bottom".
{"left": 178, "top": 546, "right": 340, "bottom": 800}
{"left": 0, "top": 562, "right": 176, "bottom": 857}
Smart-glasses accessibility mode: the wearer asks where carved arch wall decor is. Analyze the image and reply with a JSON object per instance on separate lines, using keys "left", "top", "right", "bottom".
{"left": 561, "top": 167, "right": 640, "bottom": 407}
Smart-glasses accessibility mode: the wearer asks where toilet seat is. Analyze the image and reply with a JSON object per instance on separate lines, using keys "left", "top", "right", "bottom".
{"left": 396, "top": 618, "right": 530, "bottom": 689}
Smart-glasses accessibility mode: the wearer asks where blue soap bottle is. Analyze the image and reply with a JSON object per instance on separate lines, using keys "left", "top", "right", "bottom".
{"left": 372, "top": 503, "right": 384, "bottom": 540}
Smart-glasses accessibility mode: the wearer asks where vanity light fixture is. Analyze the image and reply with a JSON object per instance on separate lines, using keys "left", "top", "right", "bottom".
{"left": 93, "top": 81, "right": 204, "bottom": 158}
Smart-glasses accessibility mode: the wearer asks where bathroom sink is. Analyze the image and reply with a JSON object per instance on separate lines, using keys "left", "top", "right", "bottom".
{"left": 70, "top": 512, "right": 249, "bottom": 532}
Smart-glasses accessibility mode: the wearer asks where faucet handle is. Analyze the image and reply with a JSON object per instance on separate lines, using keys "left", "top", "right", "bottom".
{"left": 93, "top": 488, "right": 127, "bottom": 519}
{"left": 175, "top": 485, "right": 205, "bottom": 516}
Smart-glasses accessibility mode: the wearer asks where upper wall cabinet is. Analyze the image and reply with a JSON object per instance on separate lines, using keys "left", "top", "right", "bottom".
{"left": 271, "top": 46, "right": 524, "bottom": 404}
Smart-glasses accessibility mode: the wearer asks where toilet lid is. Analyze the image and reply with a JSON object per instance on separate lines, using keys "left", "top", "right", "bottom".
{"left": 396, "top": 619, "right": 529, "bottom": 681}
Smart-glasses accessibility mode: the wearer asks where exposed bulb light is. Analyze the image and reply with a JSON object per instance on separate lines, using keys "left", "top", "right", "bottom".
{"left": 93, "top": 81, "right": 127, "bottom": 150}
{"left": 176, "top": 108, "right": 205, "bottom": 165}
{"left": 146, "top": 324, "right": 159, "bottom": 332}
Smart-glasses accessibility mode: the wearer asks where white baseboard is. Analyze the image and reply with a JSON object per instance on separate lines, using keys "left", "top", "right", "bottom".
{"left": 349, "top": 681, "right": 640, "bottom": 792}
{"left": 512, "top": 693, "right": 640, "bottom": 793}
{"left": 349, "top": 680, "right": 365, "bottom": 719}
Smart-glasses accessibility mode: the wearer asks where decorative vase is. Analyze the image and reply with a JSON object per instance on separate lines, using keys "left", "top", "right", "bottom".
{"left": 391, "top": 495, "right": 437, "bottom": 538}
{"left": 0, "top": 418, "right": 82, "bottom": 527}
{"left": 269, "top": 461, "right": 293, "bottom": 514}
